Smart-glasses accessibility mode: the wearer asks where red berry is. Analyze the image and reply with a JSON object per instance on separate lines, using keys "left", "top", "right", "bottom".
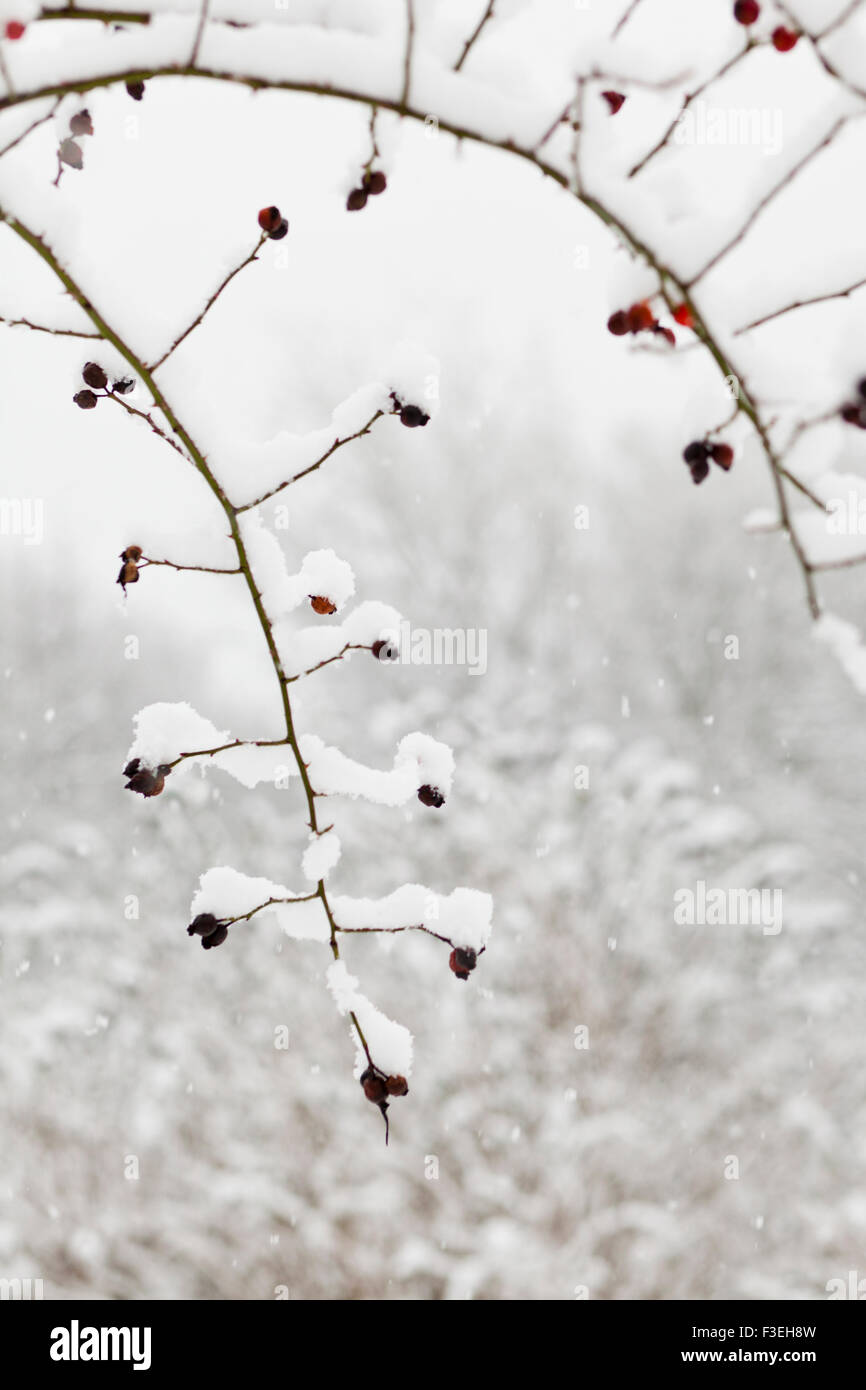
{"left": 268, "top": 218, "right": 289, "bottom": 241}
{"left": 372, "top": 638, "right": 398, "bottom": 661}
{"left": 73, "top": 389, "right": 98, "bottom": 410}
{"left": 673, "top": 303, "right": 694, "bottom": 329}
{"left": 690, "top": 459, "right": 710, "bottom": 485}
{"left": 733, "top": 1, "right": 760, "bottom": 24}
{"left": 710, "top": 442, "right": 735, "bottom": 470}
{"left": 201, "top": 923, "right": 228, "bottom": 949}
{"left": 449, "top": 947, "right": 477, "bottom": 980}
{"left": 365, "top": 170, "right": 387, "bottom": 195}
{"left": 683, "top": 441, "right": 709, "bottom": 464}
{"left": 771, "top": 26, "right": 799, "bottom": 51}
{"left": 656, "top": 326, "right": 676, "bottom": 346}
{"left": 607, "top": 310, "right": 630, "bottom": 336}
{"left": 310, "top": 595, "right": 337, "bottom": 615}
{"left": 82, "top": 361, "right": 107, "bottom": 390}
{"left": 4, "top": 21, "right": 25, "bottom": 40}
{"left": 385, "top": 1075, "right": 409, "bottom": 1097}
{"left": 346, "top": 187, "right": 368, "bottom": 212}
{"left": 841, "top": 403, "right": 862, "bottom": 425}
{"left": 360, "top": 1069, "right": 388, "bottom": 1104}
{"left": 126, "top": 81, "right": 145, "bottom": 101}
{"left": 400, "top": 404, "right": 429, "bottom": 428}
{"left": 257, "top": 206, "right": 282, "bottom": 233}
{"left": 601, "top": 90, "right": 626, "bottom": 115}
{"left": 418, "top": 784, "right": 445, "bottom": 808}
{"left": 59, "top": 138, "right": 84, "bottom": 171}
{"left": 627, "top": 301, "right": 655, "bottom": 333}
{"left": 69, "top": 110, "right": 93, "bottom": 138}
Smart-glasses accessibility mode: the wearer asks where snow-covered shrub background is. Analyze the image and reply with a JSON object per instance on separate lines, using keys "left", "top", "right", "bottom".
{"left": 2, "top": 0, "right": 866, "bottom": 1299}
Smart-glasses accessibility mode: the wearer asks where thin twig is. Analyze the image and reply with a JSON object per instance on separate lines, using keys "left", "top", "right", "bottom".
{"left": 454, "top": 0, "right": 495, "bottom": 72}
{"left": 611, "top": 0, "right": 644, "bottom": 39}
{"left": 734, "top": 277, "right": 866, "bottom": 334}
{"left": 166, "top": 736, "right": 290, "bottom": 770}
{"left": 401, "top": 0, "right": 414, "bottom": 112}
{"left": 0, "top": 312, "right": 101, "bottom": 337}
{"left": 629, "top": 41, "right": 754, "bottom": 179}
{"left": 236, "top": 411, "right": 385, "bottom": 512}
{"left": 140, "top": 556, "right": 241, "bottom": 576}
{"left": 0, "top": 99, "right": 60, "bottom": 159}
{"left": 150, "top": 233, "right": 266, "bottom": 371}
{"left": 189, "top": 0, "right": 210, "bottom": 66}
{"left": 687, "top": 116, "right": 853, "bottom": 287}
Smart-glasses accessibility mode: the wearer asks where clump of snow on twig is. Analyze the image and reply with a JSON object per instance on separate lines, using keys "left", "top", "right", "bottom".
{"left": 326, "top": 960, "right": 413, "bottom": 1078}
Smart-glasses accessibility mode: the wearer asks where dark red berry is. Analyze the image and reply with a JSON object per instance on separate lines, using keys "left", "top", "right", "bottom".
{"left": 126, "top": 81, "right": 145, "bottom": 101}
{"left": 601, "top": 90, "right": 626, "bottom": 115}
{"left": 202, "top": 923, "right": 228, "bottom": 949}
{"left": 69, "top": 110, "right": 93, "bottom": 138}
{"left": 82, "top": 361, "right": 107, "bottom": 390}
{"left": 418, "top": 784, "right": 445, "bottom": 808}
{"left": 627, "top": 301, "right": 655, "bottom": 333}
{"left": 607, "top": 311, "right": 630, "bottom": 336}
{"left": 690, "top": 459, "right": 710, "bottom": 485}
{"left": 385, "top": 1075, "right": 409, "bottom": 1096}
{"left": 856, "top": 379, "right": 866, "bottom": 400}
{"left": 771, "top": 26, "right": 799, "bottom": 51}
{"left": 372, "top": 638, "right": 398, "bottom": 661}
{"left": 710, "top": 442, "right": 734, "bottom": 470}
{"left": 733, "top": 1, "right": 760, "bottom": 24}
{"left": 683, "top": 440, "right": 709, "bottom": 464}
{"left": 123, "top": 758, "right": 141, "bottom": 779}
{"left": 73, "top": 389, "right": 98, "bottom": 410}
{"left": 310, "top": 595, "right": 337, "bottom": 615}
{"left": 365, "top": 170, "right": 387, "bottom": 195}
{"left": 4, "top": 21, "right": 25, "bottom": 40}
{"left": 257, "top": 206, "right": 282, "bottom": 233}
{"left": 360, "top": 1069, "right": 389, "bottom": 1104}
{"left": 59, "top": 138, "right": 84, "bottom": 170}
{"left": 120, "top": 545, "right": 143, "bottom": 562}
{"left": 656, "top": 326, "right": 676, "bottom": 346}
{"left": 841, "top": 403, "right": 862, "bottom": 424}
{"left": 125, "top": 765, "right": 170, "bottom": 797}
{"left": 346, "top": 187, "right": 368, "bottom": 212}
{"left": 673, "top": 304, "right": 694, "bottom": 329}
{"left": 112, "top": 378, "right": 135, "bottom": 395}
{"left": 268, "top": 218, "right": 289, "bottom": 240}
{"left": 399, "top": 404, "right": 430, "bottom": 428}
{"left": 187, "top": 913, "right": 220, "bottom": 937}
{"left": 449, "top": 947, "right": 477, "bottom": 980}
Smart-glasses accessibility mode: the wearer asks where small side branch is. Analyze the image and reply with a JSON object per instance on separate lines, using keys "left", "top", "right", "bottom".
{"left": 149, "top": 233, "right": 266, "bottom": 372}
{"left": 454, "top": 0, "right": 495, "bottom": 72}
{"left": 237, "top": 410, "right": 385, "bottom": 511}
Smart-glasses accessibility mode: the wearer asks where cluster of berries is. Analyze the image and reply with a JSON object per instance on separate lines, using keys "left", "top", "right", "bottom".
{"left": 682, "top": 439, "right": 734, "bottom": 485}
{"left": 59, "top": 109, "right": 94, "bottom": 173}
{"left": 257, "top": 205, "right": 289, "bottom": 240}
{"left": 123, "top": 757, "right": 172, "bottom": 799}
{"left": 840, "top": 379, "right": 866, "bottom": 429}
{"left": 607, "top": 301, "right": 676, "bottom": 346}
{"left": 733, "top": 2, "right": 800, "bottom": 48}
{"left": 187, "top": 913, "right": 229, "bottom": 951}
{"left": 347, "top": 168, "right": 387, "bottom": 212}
{"left": 74, "top": 362, "right": 135, "bottom": 410}
{"left": 117, "top": 543, "right": 143, "bottom": 592}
